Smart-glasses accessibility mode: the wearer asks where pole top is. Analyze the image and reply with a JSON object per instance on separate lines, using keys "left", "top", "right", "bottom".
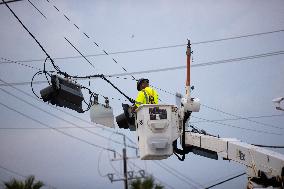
{"left": 187, "top": 39, "right": 191, "bottom": 48}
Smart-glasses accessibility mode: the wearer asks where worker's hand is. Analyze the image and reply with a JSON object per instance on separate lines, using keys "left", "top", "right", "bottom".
{"left": 131, "top": 105, "right": 137, "bottom": 113}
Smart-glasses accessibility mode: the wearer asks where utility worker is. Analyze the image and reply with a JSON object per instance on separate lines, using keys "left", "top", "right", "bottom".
{"left": 134, "top": 78, "right": 159, "bottom": 110}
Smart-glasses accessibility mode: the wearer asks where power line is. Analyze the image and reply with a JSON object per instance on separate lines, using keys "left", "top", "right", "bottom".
{"left": 0, "top": 165, "right": 26, "bottom": 178}
{"left": 155, "top": 161, "right": 204, "bottom": 189}
{"left": 2, "top": 3, "right": 283, "bottom": 136}
{"left": 127, "top": 160, "right": 175, "bottom": 189}
{"left": 2, "top": 29, "right": 283, "bottom": 63}
{"left": 0, "top": 77, "right": 136, "bottom": 146}
{"left": 64, "top": 37, "right": 96, "bottom": 70}
{"left": 27, "top": 0, "right": 47, "bottom": 19}
{"left": 1, "top": 55, "right": 283, "bottom": 135}
{"left": 1, "top": 0, "right": 59, "bottom": 73}
{"left": 0, "top": 0, "right": 24, "bottom": 5}
{"left": 190, "top": 114, "right": 284, "bottom": 123}
{"left": 191, "top": 115, "right": 281, "bottom": 136}
{"left": 0, "top": 87, "right": 137, "bottom": 149}
{"left": 0, "top": 164, "right": 57, "bottom": 189}
{"left": 1, "top": 50, "right": 283, "bottom": 87}
{"left": 0, "top": 126, "right": 109, "bottom": 130}
{"left": 205, "top": 172, "right": 246, "bottom": 189}
{"left": 3, "top": 0, "right": 133, "bottom": 103}
{"left": 0, "top": 57, "right": 41, "bottom": 70}
{"left": 33, "top": 0, "right": 136, "bottom": 81}
{"left": 0, "top": 100, "right": 116, "bottom": 152}
{"left": 200, "top": 104, "right": 283, "bottom": 131}
{"left": 251, "top": 144, "right": 284, "bottom": 148}
{"left": 1, "top": 57, "right": 283, "bottom": 134}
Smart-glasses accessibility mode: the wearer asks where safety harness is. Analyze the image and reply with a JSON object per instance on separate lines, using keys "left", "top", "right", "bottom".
{"left": 141, "top": 88, "right": 155, "bottom": 104}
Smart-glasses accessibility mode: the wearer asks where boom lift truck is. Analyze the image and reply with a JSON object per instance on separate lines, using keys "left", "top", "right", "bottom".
{"left": 91, "top": 41, "right": 284, "bottom": 188}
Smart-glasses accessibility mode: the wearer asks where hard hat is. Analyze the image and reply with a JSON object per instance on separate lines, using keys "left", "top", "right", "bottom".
{"left": 137, "top": 78, "right": 149, "bottom": 91}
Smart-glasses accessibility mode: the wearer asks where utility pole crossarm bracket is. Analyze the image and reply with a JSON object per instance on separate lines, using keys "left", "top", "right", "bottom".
{"left": 185, "top": 132, "right": 284, "bottom": 180}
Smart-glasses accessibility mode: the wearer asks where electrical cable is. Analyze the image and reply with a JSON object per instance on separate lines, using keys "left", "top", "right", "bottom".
{"left": 155, "top": 161, "right": 204, "bottom": 189}
{"left": 26, "top": 0, "right": 138, "bottom": 94}
{"left": 190, "top": 114, "right": 284, "bottom": 123}
{"left": 200, "top": 104, "right": 283, "bottom": 131}
{"left": 0, "top": 164, "right": 57, "bottom": 189}
{"left": 251, "top": 144, "right": 284, "bottom": 148}
{"left": 0, "top": 0, "right": 23, "bottom": 5}
{"left": 127, "top": 160, "right": 175, "bottom": 189}
{"left": 97, "top": 148, "right": 108, "bottom": 177}
{"left": 0, "top": 87, "right": 137, "bottom": 149}
{"left": 64, "top": 37, "right": 96, "bottom": 70}
{"left": 0, "top": 57, "right": 41, "bottom": 70}
{"left": 107, "top": 132, "right": 124, "bottom": 177}
{"left": 204, "top": 170, "right": 245, "bottom": 188}
{"left": 2, "top": 2, "right": 130, "bottom": 106}
{"left": 0, "top": 79, "right": 134, "bottom": 146}
{"left": 0, "top": 165, "right": 26, "bottom": 178}
{"left": 2, "top": 55, "right": 283, "bottom": 136}
{"left": 0, "top": 100, "right": 115, "bottom": 152}
{"left": 205, "top": 172, "right": 246, "bottom": 189}
{"left": 27, "top": 0, "right": 47, "bottom": 19}
{"left": 192, "top": 115, "right": 282, "bottom": 136}
{"left": 3, "top": 0, "right": 283, "bottom": 138}
{"left": 2, "top": 54, "right": 283, "bottom": 136}
{"left": 4, "top": 28, "right": 283, "bottom": 63}
{"left": 42, "top": 0, "right": 136, "bottom": 81}
{"left": 1, "top": 0, "right": 61, "bottom": 73}
{"left": 1, "top": 50, "right": 283, "bottom": 87}
{"left": 158, "top": 161, "right": 204, "bottom": 188}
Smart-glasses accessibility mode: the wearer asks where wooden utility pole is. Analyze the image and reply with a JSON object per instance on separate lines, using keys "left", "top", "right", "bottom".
{"left": 107, "top": 133, "right": 145, "bottom": 188}
{"left": 122, "top": 134, "right": 128, "bottom": 189}
{"left": 123, "top": 147, "right": 128, "bottom": 189}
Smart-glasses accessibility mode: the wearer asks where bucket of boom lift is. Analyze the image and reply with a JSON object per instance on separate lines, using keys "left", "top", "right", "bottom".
{"left": 136, "top": 104, "right": 180, "bottom": 160}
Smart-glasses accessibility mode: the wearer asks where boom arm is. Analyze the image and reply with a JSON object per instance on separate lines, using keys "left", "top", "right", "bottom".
{"left": 184, "top": 131, "right": 284, "bottom": 187}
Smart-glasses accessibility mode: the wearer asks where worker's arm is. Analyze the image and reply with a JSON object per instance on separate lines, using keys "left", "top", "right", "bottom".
{"left": 133, "top": 91, "right": 145, "bottom": 111}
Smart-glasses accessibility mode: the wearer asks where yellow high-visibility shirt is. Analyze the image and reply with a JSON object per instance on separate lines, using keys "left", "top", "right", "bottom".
{"left": 135, "top": 87, "right": 159, "bottom": 107}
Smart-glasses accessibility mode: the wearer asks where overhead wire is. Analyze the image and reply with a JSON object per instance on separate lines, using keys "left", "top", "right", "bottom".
{"left": 200, "top": 104, "right": 283, "bottom": 131}
{"left": 0, "top": 165, "right": 26, "bottom": 178}
{"left": 1, "top": 29, "right": 283, "bottom": 63}
{"left": 1, "top": 54, "right": 283, "bottom": 136}
{"left": 0, "top": 57, "right": 41, "bottom": 70}
{"left": 1, "top": 50, "right": 284, "bottom": 87}
{"left": 27, "top": 0, "right": 47, "bottom": 19}
{"left": 107, "top": 132, "right": 124, "bottom": 177}
{"left": 190, "top": 114, "right": 284, "bottom": 123}
{"left": 0, "top": 77, "right": 136, "bottom": 146}
{"left": 204, "top": 170, "right": 245, "bottom": 188}
{"left": 251, "top": 144, "right": 284, "bottom": 148}
{"left": 0, "top": 0, "right": 24, "bottom": 5}
{"left": 3, "top": 0, "right": 283, "bottom": 147}
{"left": 1, "top": 0, "right": 60, "bottom": 73}
{"left": 42, "top": 0, "right": 136, "bottom": 81}
{"left": 191, "top": 115, "right": 281, "bottom": 136}
{"left": 126, "top": 160, "right": 175, "bottom": 189}
{"left": 2, "top": 1, "right": 135, "bottom": 104}
{"left": 3, "top": 1, "right": 282, "bottom": 188}
{"left": 154, "top": 161, "right": 204, "bottom": 189}
{"left": 0, "top": 100, "right": 116, "bottom": 152}
{"left": 0, "top": 85, "right": 136, "bottom": 149}
{"left": 1, "top": 54, "right": 283, "bottom": 135}
{"left": 64, "top": 37, "right": 96, "bottom": 70}
{"left": 0, "top": 164, "right": 57, "bottom": 189}
{"left": 205, "top": 172, "right": 246, "bottom": 189}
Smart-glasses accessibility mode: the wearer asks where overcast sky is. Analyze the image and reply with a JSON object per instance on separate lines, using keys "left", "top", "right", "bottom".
{"left": 0, "top": 0, "right": 284, "bottom": 189}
